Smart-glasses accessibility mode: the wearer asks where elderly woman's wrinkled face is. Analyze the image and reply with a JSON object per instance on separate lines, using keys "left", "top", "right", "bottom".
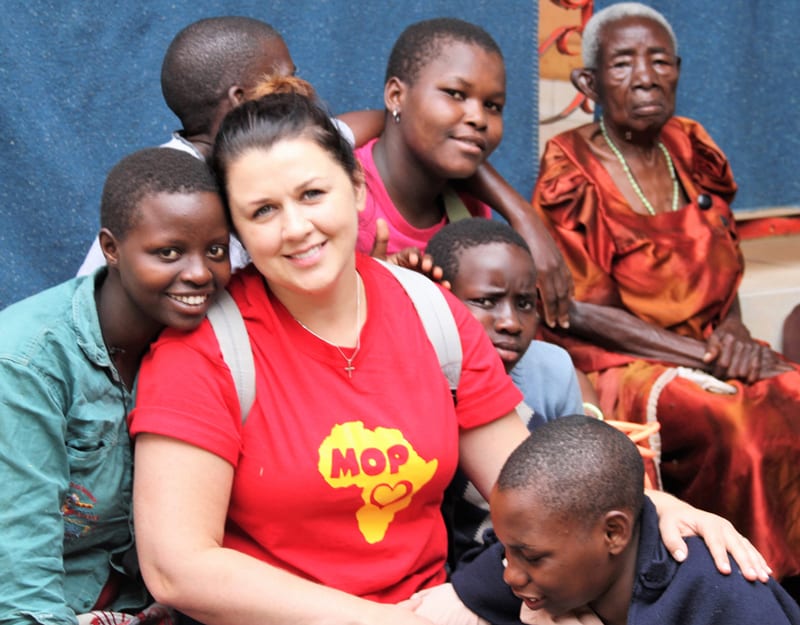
{"left": 596, "top": 16, "right": 679, "bottom": 135}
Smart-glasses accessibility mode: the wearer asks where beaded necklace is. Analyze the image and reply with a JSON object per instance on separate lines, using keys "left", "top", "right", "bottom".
{"left": 599, "top": 117, "right": 679, "bottom": 216}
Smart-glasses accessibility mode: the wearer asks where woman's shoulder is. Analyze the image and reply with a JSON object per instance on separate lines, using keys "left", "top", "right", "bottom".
{"left": 535, "top": 123, "right": 601, "bottom": 218}
{"left": 663, "top": 117, "right": 737, "bottom": 198}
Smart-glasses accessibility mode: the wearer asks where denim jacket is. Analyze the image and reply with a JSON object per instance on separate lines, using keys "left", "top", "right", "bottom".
{"left": 0, "top": 271, "right": 147, "bottom": 625}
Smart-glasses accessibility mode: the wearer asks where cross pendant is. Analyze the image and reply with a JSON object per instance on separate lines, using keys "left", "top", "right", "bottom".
{"left": 344, "top": 363, "right": 355, "bottom": 378}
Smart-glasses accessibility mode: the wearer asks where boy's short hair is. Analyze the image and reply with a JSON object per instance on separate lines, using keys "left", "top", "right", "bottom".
{"left": 426, "top": 218, "right": 530, "bottom": 285}
{"left": 161, "top": 16, "right": 283, "bottom": 135}
{"left": 100, "top": 147, "right": 219, "bottom": 239}
{"left": 385, "top": 17, "right": 503, "bottom": 85}
{"left": 497, "top": 415, "right": 644, "bottom": 527}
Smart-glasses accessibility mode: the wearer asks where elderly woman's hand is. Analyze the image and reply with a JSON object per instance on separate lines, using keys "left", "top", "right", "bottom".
{"left": 704, "top": 317, "right": 792, "bottom": 382}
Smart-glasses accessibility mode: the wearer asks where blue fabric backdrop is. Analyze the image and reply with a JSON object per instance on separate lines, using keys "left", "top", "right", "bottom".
{"left": 3, "top": 2, "right": 798, "bottom": 308}
{"left": 596, "top": 0, "right": 800, "bottom": 212}
{"left": 0, "top": 1, "right": 537, "bottom": 307}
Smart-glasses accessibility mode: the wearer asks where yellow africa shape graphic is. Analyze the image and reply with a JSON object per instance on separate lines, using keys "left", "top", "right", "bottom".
{"left": 318, "top": 421, "right": 438, "bottom": 544}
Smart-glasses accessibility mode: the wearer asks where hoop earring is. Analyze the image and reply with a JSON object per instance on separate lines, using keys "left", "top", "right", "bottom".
{"left": 392, "top": 109, "right": 401, "bottom": 124}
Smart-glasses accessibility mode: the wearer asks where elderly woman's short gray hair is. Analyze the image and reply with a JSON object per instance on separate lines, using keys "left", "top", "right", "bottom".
{"left": 581, "top": 2, "right": 678, "bottom": 68}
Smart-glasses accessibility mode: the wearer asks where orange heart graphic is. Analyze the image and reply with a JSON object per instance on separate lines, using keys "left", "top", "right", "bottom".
{"left": 369, "top": 481, "right": 412, "bottom": 508}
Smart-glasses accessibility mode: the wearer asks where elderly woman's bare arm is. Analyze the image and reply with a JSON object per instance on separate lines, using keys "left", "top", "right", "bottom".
{"left": 566, "top": 300, "right": 709, "bottom": 368}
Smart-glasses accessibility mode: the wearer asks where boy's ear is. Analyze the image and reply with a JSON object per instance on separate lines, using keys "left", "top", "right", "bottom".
{"left": 98, "top": 228, "right": 121, "bottom": 267}
{"left": 570, "top": 68, "right": 600, "bottom": 103}
{"left": 227, "top": 84, "right": 246, "bottom": 107}
{"left": 384, "top": 77, "right": 406, "bottom": 117}
{"left": 602, "top": 510, "right": 635, "bottom": 555}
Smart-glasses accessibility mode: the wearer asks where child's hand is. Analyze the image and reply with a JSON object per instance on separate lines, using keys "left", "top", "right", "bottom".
{"left": 388, "top": 247, "right": 450, "bottom": 289}
{"left": 370, "top": 218, "right": 391, "bottom": 260}
{"left": 370, "top": 219, "right": 450, "bottom": 288}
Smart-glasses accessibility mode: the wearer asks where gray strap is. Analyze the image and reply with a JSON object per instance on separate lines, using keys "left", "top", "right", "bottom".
{"left": 378, "top": 261, "right": 462, "bottom": 393}
{"left": 515, "top": 400, "right": 534, "bottom": 429}
{"left": 206, "top": 264, "right": 461, "bottom": 422}
{"left": 442, "top": 187, "right": 471, "bottom": 223}
{"left": 206, "top": 290, "right": 255, "bottom": 424}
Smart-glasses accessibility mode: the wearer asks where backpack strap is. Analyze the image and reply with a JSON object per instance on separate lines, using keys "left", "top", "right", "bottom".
{"left": 378, "top": 261, "right": 462, "bottom": 397}
{"left": 442, "top": 187, "right": 472, "bottom": 223}
{"left": 206, "top": 290, "right": 255, "bottom": 424}
{"left": 206, "top": 263, "right": 463, "bottom": 424}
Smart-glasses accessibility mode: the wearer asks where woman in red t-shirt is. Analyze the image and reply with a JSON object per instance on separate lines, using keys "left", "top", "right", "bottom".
{"left": 129, "top": 91, "right": 769, "bottom": 625}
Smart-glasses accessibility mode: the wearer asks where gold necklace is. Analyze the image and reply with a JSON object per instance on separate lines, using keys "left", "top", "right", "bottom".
{"left": 599, "top": 117, "right": 679, "bottom": 216}
{"left": 296, "top": 275, "right": 362, "bottom": 379}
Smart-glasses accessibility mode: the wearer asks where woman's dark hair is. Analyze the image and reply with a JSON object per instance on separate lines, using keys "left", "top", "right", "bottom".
{"left": 211, "top": 93, "right": 360, "bottom": 213}
{"left": 385, "top": 17, "right": 503, "bottom": 85}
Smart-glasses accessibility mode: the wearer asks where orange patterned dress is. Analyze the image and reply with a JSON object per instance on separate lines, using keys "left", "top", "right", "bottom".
{"left": 534, "top": 116, "right": 800, "bottom": 578}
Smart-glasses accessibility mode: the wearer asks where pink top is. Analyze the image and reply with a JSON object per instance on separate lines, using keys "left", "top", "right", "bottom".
{"left": 355, "top": 138, "right": 492, "bottom": 254}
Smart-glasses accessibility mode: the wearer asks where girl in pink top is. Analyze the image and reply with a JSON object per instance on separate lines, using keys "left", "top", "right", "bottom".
{"left": 355, "top": 18, "right": 503, "bottom": 256}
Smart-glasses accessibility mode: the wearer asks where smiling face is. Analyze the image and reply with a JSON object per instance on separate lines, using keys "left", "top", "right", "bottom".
{"left": 224, "top": 137, "right": 364, "bottom": 301}
{"left": 594, "top": 16, "right": 679, "bottom": 135}
{"left": 110, "top": 190, "right": 231, "bottom": 331}
{"left": 450, "top": 242, "right": 538, "bottom": 373}
{"left": 491, "top": 485, "right": 616, "bottom": 618}
{"left": 392, "top": 39, "right": 505, "bottom": 180}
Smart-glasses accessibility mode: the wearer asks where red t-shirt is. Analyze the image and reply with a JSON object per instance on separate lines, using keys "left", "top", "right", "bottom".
{"left": 129, "top": 255, "right": 520, "bottom": 603}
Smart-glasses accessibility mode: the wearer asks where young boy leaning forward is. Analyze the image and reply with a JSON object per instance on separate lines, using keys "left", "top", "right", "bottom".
{"left": 491, "top": 416, "right": 800, "bottom": 625}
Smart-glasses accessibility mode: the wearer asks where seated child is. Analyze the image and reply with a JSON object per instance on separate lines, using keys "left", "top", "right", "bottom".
{"left": 425, "top": 219, "right": 582, "bottom": 623}
{"left": 426, "top": 218, "right": 582, "bottom": 428}
{"left": 491, "top": 416, "right": 800, "bottom": 625}
{"left": 0, "top": 147, "right": 230, "bottom": 623}
{"left": 354, "top": 18, "right": 503, "bottom": 257}
{"left": 351, "top": 17, "right": 575, "bottom": 336}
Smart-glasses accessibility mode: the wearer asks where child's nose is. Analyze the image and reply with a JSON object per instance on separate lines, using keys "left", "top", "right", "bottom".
{"left": 502, "top": 557, "right": 530, "bottom": 591}
{"left": 181, "top": 255, "right": 213, "bottom": 285}
{"left": 463, "top": 98, "right": 488, "bottom": 129}
{"left": 494, "top": 302, "right": 521, "bottom": 333}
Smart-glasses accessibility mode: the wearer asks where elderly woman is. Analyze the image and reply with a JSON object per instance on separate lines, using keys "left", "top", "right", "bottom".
{"left": 533, "top": 1, "right": 800, "bottom": 581}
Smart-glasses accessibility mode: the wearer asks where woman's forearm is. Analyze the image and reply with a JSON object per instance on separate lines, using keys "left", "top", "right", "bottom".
{"left": 147, "top": 544, "right": 418, "bottom": 625}
{"left": 568, "top": 301, "right": 710, "bottom": 369}
{"left": 134, "top": 435, "right": 431, "bottom": 625}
